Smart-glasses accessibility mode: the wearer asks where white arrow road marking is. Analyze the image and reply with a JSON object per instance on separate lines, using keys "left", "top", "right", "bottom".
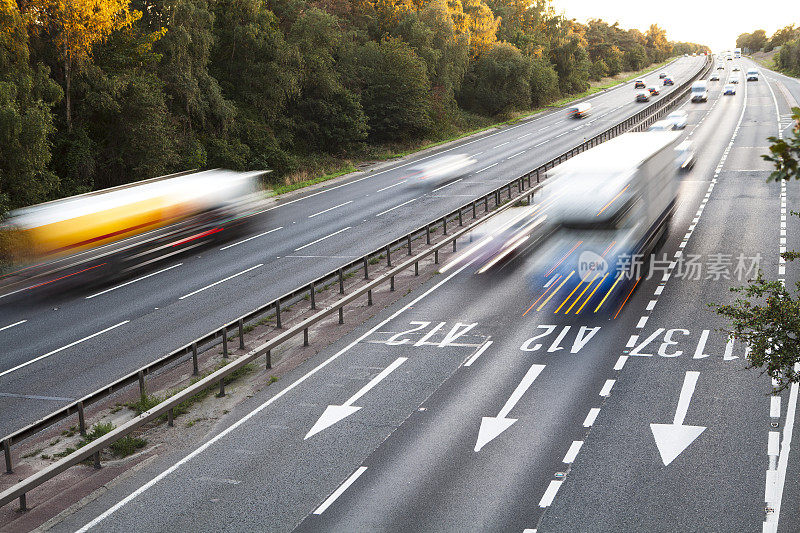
{"left": 305, "top": 357, "right": 407, "bottom": 440}
{"left": 650, "top": 371, "right": 706, "bottom": 466}
{"left": 474, "top": 364, "right": 545, "bottom": 451}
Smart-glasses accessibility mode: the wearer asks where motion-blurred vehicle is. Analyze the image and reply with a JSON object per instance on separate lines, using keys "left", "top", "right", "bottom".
{"left": 663, "top": 76, "right": 674, "bottom": 86}
{"left": 407, "top": 153, "right": 476, "bottom": 185}
{"left": 747, "top": 68, "right": 759, "bottom": 81}
{"left": 717, "top": 64, "right": 724, "bottom": 69}
{"left": 532, "top": 131, "right": 682, "bottom": 286}
{"left": 567, "top": 102, "right": 592, "bottom": 119}
{"left": 659, "top": 72, "right": 667, "bottom": 79}
{"left": 636, "top": 91, "right": 650, "bottom": 102}
{"left": 727, "top": 56, "right": 733, "bottom": 60}
{"left": 691, "top": 80, "right": 708, "bottom": 102}
{"left": 732, "top": 66, "right": 740, "bottom": 71}
{"left": 0, "top": 170, "right": 265, "bottom": 298}
{"left": 710, "top": 74, "right": 720, "bottom": 81}
{"left": 723, "top": 84, "right": 736, "bottom": 95}
{"left": 647, "top": 86, "right": 660, "bottom": 96}
{"left": 634, "top": 79, "right": 646, "bottom": 89}
{"left": 675, "top": 140, "right": 696, "bottom": 171}
{"left": 728, "top": 77, "right": 738, "bottom": 84}
{"left": 665, "top": 110, "right": 688, "bottom": 129}
{"left": 648, "top": 119, "right": 676, "bottom": 132}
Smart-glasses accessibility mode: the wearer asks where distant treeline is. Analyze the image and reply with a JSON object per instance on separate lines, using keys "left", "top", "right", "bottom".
{"left": 0, "top": 0, "right": 707, "bottom": 212}
{"left": 737, "top": 25, "right": 800, "bottom": 75}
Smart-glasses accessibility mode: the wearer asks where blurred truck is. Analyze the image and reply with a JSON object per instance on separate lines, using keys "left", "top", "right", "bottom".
{"left": 534, "top": 131, "right": 681, "bottom": 280}
{"left": 0, "top": 169, "right": 266, "bottom": 298}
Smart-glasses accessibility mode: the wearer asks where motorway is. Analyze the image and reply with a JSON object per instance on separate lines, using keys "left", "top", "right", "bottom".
{"left": 0, "top": 56, "right": 707, "bottom": 438}
{"left": 40, "top": 58, "right": 800, "bottom": 532}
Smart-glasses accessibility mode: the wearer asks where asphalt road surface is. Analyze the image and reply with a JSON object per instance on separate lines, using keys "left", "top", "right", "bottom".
{"left": 43, "top": 57, "right": 800, "bottom": 532}
{"left": 0, "top": 57, "right": 706, "bottom": 437}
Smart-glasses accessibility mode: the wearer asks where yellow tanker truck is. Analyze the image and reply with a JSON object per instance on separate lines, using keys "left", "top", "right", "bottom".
{"left": 1, "top": 169, "right": 265, "bottom": 298}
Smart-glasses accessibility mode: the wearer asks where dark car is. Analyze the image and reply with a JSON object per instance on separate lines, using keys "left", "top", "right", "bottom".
{"left": 647, "top": 86, "right": 660, "bottom": 95}
{"left": 636, "top": 91, "right": 650, "bottom": 102}
{"left": 634, "top": 80, "right": 646, "bottom": 89}
{"left": 663, "top": 77, "right": 674, "bottom": 86}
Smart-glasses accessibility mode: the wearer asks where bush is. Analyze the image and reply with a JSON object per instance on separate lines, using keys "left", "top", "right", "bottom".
{"left": 529, "top": 58, "right": 560, "bottom": 107}
{"left": 458, "top": 42, "right": 531, "bottom": 116}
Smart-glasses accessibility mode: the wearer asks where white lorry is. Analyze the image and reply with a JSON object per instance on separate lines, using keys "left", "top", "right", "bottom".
{"left": 691, "top": 80, "right": 708, "bottom": 102}
{"left": 535, "top": 131, "right": 682, "bottom": 279}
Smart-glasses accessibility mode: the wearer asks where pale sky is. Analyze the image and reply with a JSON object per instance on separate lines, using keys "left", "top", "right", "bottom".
{"left": 550, "top": 0, "right": 800, "bottom": 52}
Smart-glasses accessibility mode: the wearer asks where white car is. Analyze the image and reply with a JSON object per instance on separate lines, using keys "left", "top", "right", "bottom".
{"left": 648, "top": 119, "right": 676, "bottom": 132}
{"left": 728, "top": 77, "right": 739, "bottom": 84}
{"left": 723, "top": 84, "right": 736, "bottom": 95}
{"left": 675, "top": 140, "right": 696, "bottom": 171}
{"left": 666, "top": 110, "right": 688, "bottom": 129}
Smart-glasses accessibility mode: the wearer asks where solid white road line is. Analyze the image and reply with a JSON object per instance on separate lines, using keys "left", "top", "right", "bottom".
{"left": 0, "top": 320, "right": 26, "bottom": 332}
{"left": 76, "top": 258, "right": 478, "bottom": 532}
{"left": 178, "top": 264, "right": 264, "bottom": 300}
{"left": 308, "top": 201, "right": 353, "bottom": 218}
{"left": 86, "top": 263, "right": 183, "bottom": 299}
{"left": 313, "top": 466, "right": 367, "bottom": 515}
{"left": 219, "top": 227, "right": 283, "bottom": 250}
{"left": 376, "top": 199, "right": 417, "bottom": 217}
{"left": 562, "top": 440, "right": 584, "bottom": 463}
{"left": 538, "top": 480, "right": 563, "bottom": 507}
{"left": 294, "top": 227, "right": 352, "bottom": 250}
{"left": 0, "top": 321, "right": 129, "bottom": 378}
{"left": 376, "top": 180, "right": 406, "bottom": 193}
{"left": 464, "top": 340, "right": 492, "bottom": 367}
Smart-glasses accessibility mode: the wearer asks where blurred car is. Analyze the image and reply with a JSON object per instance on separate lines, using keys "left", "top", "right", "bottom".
{"left": 723, "top": 84, "right": 736, "bottom": 95}
{"left": 710, "top": 74, "right": 720, "bottom": 81}
{"left": 675, "top": 140, "right": 696, "bottom": 171}
{"left": 408, "top": 153, "right": 477, "bottom": 184}
{"left": 634, "top": 79, "right": 646, "bottom": 89}
{"left": 636, "top": 91, "right": 650, "bottom": 102}
{"left": 732, "top": 66, "right": 740, "bottom": 71}
{"left": 728, "top": 77, "right": 739, "bottom": 84}
{"left": 648, "top": 119, "right": 676, "bottom": 132}
{"left": 717, "top": 64, "right": 725, "bottom": 69}
{"left": 663, "top": 76, "right": 674, "bottom": 86}
{"left": 647, "top": 86, "right": 660, "bottom": 96}
{"left": 567, "top": 102, "right": 592, "bottom": 119}
{"left": 666, "top": 110, "right": 688, "bottom": 129}
{"left": 727, "top": 56, "right": 733, "bottom": 60}
{"left": 659, "top": 72, "right": 667, "bottom": 79}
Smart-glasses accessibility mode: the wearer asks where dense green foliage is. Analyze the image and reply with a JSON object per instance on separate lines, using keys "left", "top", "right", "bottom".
{"left": 738, "top": 25, "right": 800, "bottom": 76}
{"left": 0, "top": 0, "right": 707, "bottom": 212}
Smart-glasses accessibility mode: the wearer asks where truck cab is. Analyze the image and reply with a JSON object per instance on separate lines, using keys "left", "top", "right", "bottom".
{"left": 691, "top": 80, "right": 708, "bottom": 102}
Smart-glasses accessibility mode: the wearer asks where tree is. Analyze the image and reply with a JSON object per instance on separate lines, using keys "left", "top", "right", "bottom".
{"left": 26, "top": 0, "right": 140, "bottom": 131}
{"left": 459, "top": 41, "right": 531, "bottom": 115}
{"left": 0, "top": 0, "right": 62, "bottom": 211}
{"left": 714, "top": 108, "right": 800, "bottom": 391}
{"left": 529, "top": 56, "right": 559, "bottom": 107}
{"left": 768, "top": 25, "right": 799, "bottom": 52}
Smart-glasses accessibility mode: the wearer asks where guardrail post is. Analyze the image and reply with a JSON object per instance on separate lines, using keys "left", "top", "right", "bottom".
{"left": 339, "top": 308, "right": 344, "bottom": 324}
{"left": 434, "top": 250, "right": 439, "bottom": 264}
{"left": 218, "top": 378, "right": 225, "bottom": 397}
{"left": 459, "top": 209, "right": 463, "bottom": 226}
{"left": 138, "top": 371, "right": 146, "bottom": 398}
{"left": 442, "top": 217, "right": 447, "bottom": 235}
{"left": 238, "top": 319, "right": 245, "bottom": 350}
{"left": 78, "top": 401, "right": 86, "bottom": 436}
{"left": 3, "top": 439, "right": 11, "bottom": 474}
{"left": 93, "top": 451, "right": 101, "bottom": 469}
{"left": 192, "top": 342, "right": 199, "bottom": 375}
{"left": 472, "top": 201, "right": 476, "bottom": 219}
{"left": 310, "top": 282, "right": 316, "bottom": 310}
{"left": 407, "top": 235, "right": 412, "bottom": 255}
{"left": 426, "top": 225, "right": 431, "bottom": 245}
{"left": 453, "top": 239, "right": 457, "bottom": 252}
{"left": 19, "top": 493, "right": 26, "bottom": 511}
{"left": 168, "top": 408, "right": 174, "bottom": 427}
{"left": 304, "top": 328, "right": 309, "bottom": 346}
{"left": 276, "top": 300, "right": 282, "bottom": 329}
{"left": 386, "top": 245, "right": 391, "bottom": 267}
{"left": 367, "top": 289, "right": 373, "bottom": 306}
{"left": 338, "top": 268, "right": 345, "bottom": 293}
{"left": 363, "top": 258, "right": 369, "bottom": 279}
{"left": 265, "top": 349, "right": 272, "bottom": 369}
{"left": 495, "top": 190, "right": 500, "bottom": 206}
{"left": 222, "top": 327, "right": 228, "bottom": 359}
{"left": 390, "top": 275, "right": 395, "bottom": 291}
{"left": 415, "top": 261, "right": 419, "bottom": 276}
{"left": 484, "top": 196, "right": 489, "bottom": 212}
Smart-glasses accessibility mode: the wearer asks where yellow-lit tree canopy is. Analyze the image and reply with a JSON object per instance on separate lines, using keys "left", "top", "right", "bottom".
{"left": 0, "top": 0, "right": 708, "bottom": 212}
